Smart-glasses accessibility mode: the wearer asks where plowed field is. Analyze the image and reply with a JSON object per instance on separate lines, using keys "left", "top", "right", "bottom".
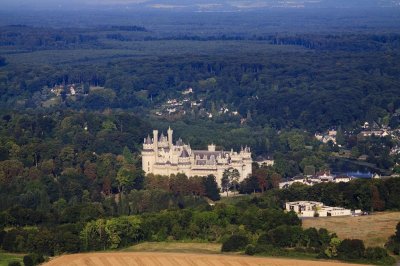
{"left": 44, "top": 252, "right": 367, "bottom": 266}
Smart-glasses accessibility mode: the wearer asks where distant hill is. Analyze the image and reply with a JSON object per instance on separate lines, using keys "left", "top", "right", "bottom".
{"left": 2, "top": 0, "right": 400, "bottom": 11}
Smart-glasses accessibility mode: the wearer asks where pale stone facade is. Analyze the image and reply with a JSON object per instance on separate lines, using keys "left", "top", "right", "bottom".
{"left": 142, "top": 127, "right": 252, "bottom": 184}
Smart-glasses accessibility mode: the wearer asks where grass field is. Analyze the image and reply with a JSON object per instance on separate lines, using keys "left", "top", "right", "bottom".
{"left": 122, "top": 242, "right": 221, "bottom": 254}
{"left": 0, "top": 252, "right": 24, "bottom": 266}
{"left": 44, "top": 252, "right": 368, "bottom": 266}
{"left": 302, "top": 211, "right": 400, "bottom": 247}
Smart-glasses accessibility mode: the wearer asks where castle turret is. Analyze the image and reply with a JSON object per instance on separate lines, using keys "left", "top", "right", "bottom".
{"left": 208, "top": 143, "right": 216, "bottom": 152}
{"left": 153, "top": 130, "right": 159, "bottom": 157}
{"left": 167, "top": 126, "right": 173, "bottom": 149}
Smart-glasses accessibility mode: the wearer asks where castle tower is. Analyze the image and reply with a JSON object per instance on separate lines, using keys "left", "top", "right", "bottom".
{"left": 208, "top": 143, "right": 216, "bottom": 152}
{"left": 153, "top": 130, "right": 159, "bottom": 157}
{"left": 142, "top": 135, "right": 154, "bottom": 173}
{"left": 167, "top": 126, "right": 173, "bottom": 149}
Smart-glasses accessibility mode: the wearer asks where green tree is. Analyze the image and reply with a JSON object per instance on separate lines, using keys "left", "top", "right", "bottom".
{"left": 337, "top": 239, "right": 365, "bottom": 260}
{"left": 221, "top": 172, "right": 230, "bottom": 197}
{"left": 203, "top": 175, "right": 220, "bottom": 201}
{"left": 122, "top": 146, "right": 134, "bottom": 164}
{"left": 116, "top": 166, "right": 137, "bottom": 193}
{"left": 222, "top": 168, "right": 240, "bottom": 194}
{"left": 324, "top": 237, "right": 342, "bottom": 258}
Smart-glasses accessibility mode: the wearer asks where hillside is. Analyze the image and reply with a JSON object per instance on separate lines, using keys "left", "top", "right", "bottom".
{"left": 303, "top": 212, "right": 400, "bottom": 247}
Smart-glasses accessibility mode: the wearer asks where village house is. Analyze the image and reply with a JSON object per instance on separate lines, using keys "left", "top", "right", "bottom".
{"left": 279, "top": 171, "right": 354, "bottom": 189}
{"left": 314, "top": 129, "right": 337, "bottom": 144}
{"left": 182, "top": 87, "right": 194, "bottom": 95}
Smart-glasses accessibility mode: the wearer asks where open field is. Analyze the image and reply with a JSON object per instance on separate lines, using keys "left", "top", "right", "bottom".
{"left": 122, "top": 242, "right": 221, "bottom": 254}
{"left": 44, "top": 252, "right": 368, "bottom": 266}
{"left": 302, "top": 211, "right": 400, "bottom": 247}
{"left": 0, "top": 252, "right": 24, "bottom": 266}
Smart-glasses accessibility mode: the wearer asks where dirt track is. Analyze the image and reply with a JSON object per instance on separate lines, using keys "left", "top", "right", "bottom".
{"left": 44, "top": 252, "right": 367, "bottom": 266}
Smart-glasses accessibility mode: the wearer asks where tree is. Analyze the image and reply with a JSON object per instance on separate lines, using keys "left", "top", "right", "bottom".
{"left": 221, "top": 173, "right": 230, "bottom": 197}
{"left": 221, "top": 234, "right": 249, "bottom": 252}
{"left": 395, "top": 222, "right": 400, "bottom": 243}
{"left": 371, "top": 185, "right": 385, "bottom": 211}
{"left": 116, "top": 166, "right": 137, "bottom": 193}
{"left": 203, "top": 175, "right": 220, "bottom": 201}
{"left": 303, "top": 165, "right": 316, "bottom": 176}
{"left": 337, "top": 239, "right": 365, "bottom": 260}
{"left": 188, "top": 176, "right": 205, "bottom": 196}
{"left": 239, "top": 175, "right": 259, "bottom": 194}
{"left": 84, "top": 161, "right": 97, "bottom": 180}
{"left": 270, "top": 173, "right": 282, "bottom": 189}
{"left": 23, "top": 255, "right": 34, "bottom": 266}
{"left": 169, "top": 173, "right": 189, "bottom": 196}
{"left": 144, "top": 174, "right": 169, "bottom": 191}
{"left": 122, "top": 146, "right": 134, "bottom": 164}
{"left": 0, "top": 160, "right": 24, "bottom": 185}
{"left": 324, "top": 237, "right": 341, "bottom": 258}
{"left": 222, "top": 168, "right": 240, "bottom": 195}
{"left": 254, "top": 168, "right": 268, "bottom": 192}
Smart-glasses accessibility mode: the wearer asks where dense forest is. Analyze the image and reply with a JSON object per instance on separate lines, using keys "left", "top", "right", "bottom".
{"left": 1, "top": 7, "right": 400, "bottom": 266}
{"left": 0, "top": 109, "right": 399, "bottom": 265}
{"left": 1, "top": 22, "right": 400, "bottom": 132}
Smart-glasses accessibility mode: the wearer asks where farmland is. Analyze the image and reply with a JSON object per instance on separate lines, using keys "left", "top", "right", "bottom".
{"left": 44, "top": 252, "right": 367, "bottom": 266}
{"left": 302, "top": 212, "right": 400, "bottom": 247}
{"left": 122, "top": 242, "right": 221, "bottom": 254}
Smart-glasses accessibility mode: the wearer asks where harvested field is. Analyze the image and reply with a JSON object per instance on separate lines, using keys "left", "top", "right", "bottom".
{"left": 302, "top": 211, "right": 400, "bottom": 247}
{"left": 44, "top": 252, "right": 367, "bottom": 266}
{"left": 122, "top": 242, "right": 221, "bottom": 254}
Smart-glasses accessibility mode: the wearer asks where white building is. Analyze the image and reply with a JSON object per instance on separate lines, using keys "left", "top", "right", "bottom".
{"left": 142, "top": 128, "right": 252, "bottom": 184}
{"left": 182, "top": 87, "right": 194, "bottom": 95}
{"left": 279, "top": 173, "right": 353, "bottom": 189}
{"left": 285, "top": 201, "right": 352, "bottom": 217}
{"left": 315, "top": 132, "right": 337, "bottom": 144}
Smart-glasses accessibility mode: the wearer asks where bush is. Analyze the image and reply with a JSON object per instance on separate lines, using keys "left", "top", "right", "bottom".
{"left": 257, "top": 233, "right": 270, "bottom": 246}
{"left": 23, "top": 255, "right": 34, "bottom": 266}
{"left": 245, "top": 244, "right": 256, "bottom": 255}
{"left": 221, "top": 234, "right": 249, "bottom": 252}
{"left": 23, "top": 253, "right": 44, "bottom": 266}
{"left": 8, "top": 262, "right": 21, "bottom": 266}
{"left": 364, "top": 247, "right": 395, "bottom": 265}
{"left": 394, "top": 244, "right": 400, "bottom": 255}
{"left": 337, "top": 239, "right": 365, "bottom": 260}
{"left": 365, "top": 247, "right": 388, "bottom": 260}
{"left": 254, "top": 243, "right": 274, "bottom": 254}
{"left": 266, "top": 225, "right": 303, "bottom": 248}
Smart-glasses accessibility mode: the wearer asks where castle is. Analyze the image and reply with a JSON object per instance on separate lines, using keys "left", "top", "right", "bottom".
{"left": 141, "top": 128, "right": 252, "bottom": 184}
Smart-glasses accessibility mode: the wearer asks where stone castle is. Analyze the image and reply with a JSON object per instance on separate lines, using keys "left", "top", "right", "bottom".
{"left": 141, "top": 127, "right": 252, "bottom": 183}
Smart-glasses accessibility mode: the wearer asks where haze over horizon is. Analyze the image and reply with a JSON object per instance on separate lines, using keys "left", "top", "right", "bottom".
{"left": 2, "top": 0, "right": 400, "bottom": 11}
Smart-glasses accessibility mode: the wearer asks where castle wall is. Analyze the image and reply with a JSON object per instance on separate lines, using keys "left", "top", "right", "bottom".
{"left": 142, "top": 129, "right": 252, "bottom": 187}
